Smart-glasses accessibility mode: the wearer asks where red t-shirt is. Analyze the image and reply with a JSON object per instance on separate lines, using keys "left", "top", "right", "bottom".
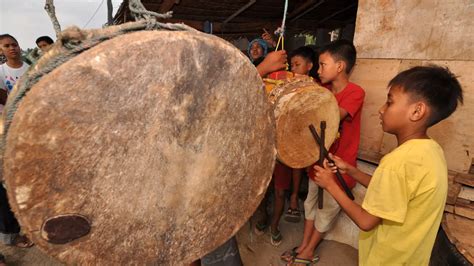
{"left": 331, "top": 82, "right": 365, "bottom": 188}
{"left": 309, "top": 82, "right": 365, "bottom": 189}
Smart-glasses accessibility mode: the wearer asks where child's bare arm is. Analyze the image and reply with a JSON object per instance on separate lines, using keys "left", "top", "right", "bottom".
{"left": 325, "top": 179, "right": 381, "bottom": 231}
{"left": 328, "top": 153, "right": 372, "bottom": 187}
{"left": 256, "top": 50, "right": 287, "bottom": 77}
{"left": 313, "top": 162, "right": 381, "bottom": 231}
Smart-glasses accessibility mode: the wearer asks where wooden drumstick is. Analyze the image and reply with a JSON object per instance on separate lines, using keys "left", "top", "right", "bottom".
{"left": 309, "top": 124, "right": 355, "bottom": 200}
{"left": 318, "top": 121, "right": 326, "bottom": 209}
{"left": 317, "top": 121, "right": 326, "bottom": 209}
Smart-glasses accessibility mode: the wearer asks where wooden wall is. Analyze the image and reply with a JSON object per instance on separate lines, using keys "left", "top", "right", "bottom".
{"left": 352, "top": 0, "right": 474, "bottom": 174}
{"left": 325, "top": 0, "right": 474, "bottom": 251}
{"left": 352, "top": 59, "right": 474, "bottom": 173}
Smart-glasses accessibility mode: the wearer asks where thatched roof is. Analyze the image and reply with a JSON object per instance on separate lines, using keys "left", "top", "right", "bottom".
{"left": 114, "top": 0, "right": 358, "bottom": 39}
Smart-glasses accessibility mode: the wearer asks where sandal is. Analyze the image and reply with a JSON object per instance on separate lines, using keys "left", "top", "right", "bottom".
{"left": 270, "top": 228, "right": 282, "bottom": 247}
{"left": 281, "top": 249, "right": 320, "bottom": 264}
{"left": 254, "top": 221, "right": 267, "bottom": 236}
{"left": 280, "top": 246, "right": 298, "bottom": 262}
{"left": 10, "top": 234, "right": 34, "bottom": 248}
{"left": 287, "top": 256, "right": 318, "bottom": 266}
{"left": 284, "top": 208, "right": 301, "bottom": 223}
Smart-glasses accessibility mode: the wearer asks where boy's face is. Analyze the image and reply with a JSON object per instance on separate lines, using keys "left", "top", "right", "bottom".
{"left": 318, "top": 52, "right": 342, "bottom": 84}
{"left": 0, "top": 37, "right": 21, "bottom": 60}
{"left": 291, "top": 55, "right": 313, "bottom": 76}
{"left": 379, "top": 86, "right": 415, "bottom": 134}
{"left": 37, "top": 40, "right": 52, "bottom": 52}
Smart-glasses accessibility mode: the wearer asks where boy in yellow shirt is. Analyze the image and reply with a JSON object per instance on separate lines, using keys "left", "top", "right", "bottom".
{"left": 312, "top": 65, "right": 463, "bottom": 265}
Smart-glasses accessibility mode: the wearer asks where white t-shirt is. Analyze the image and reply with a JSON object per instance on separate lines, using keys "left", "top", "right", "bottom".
{"left": 0, "top": 62, "right": 29, "bottom": 93}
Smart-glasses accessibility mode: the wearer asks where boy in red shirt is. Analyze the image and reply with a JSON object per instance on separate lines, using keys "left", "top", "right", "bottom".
{"left": 282, "top": 40, "right": 365, "bottom": 265}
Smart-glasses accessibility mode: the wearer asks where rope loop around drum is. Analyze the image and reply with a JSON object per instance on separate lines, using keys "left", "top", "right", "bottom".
{"left": 0, "top": 0, "right": 197, "bottom": 176}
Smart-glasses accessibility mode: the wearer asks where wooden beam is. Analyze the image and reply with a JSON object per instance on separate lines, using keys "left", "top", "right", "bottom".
{"left": 288, "top": 0, "right": 317, "bottom": 19}
{"left": 289, "top": 0, "right": 325, "bottom": 22}
{"left": 316, "top": 3, "right": 357, "bottom": 26}
{"left": 158, "top": 0, "right": 177, "bottom": 13}
{"left": 158, "top": 18, "right": 277, "bottom": 33}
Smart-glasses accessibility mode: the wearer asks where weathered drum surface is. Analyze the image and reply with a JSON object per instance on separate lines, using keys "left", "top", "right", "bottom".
{"left": 3, "top": 30, "right": 276, "bottom": 264}
{"left": 269, "top": 78, "right": 339, "bottom": 168}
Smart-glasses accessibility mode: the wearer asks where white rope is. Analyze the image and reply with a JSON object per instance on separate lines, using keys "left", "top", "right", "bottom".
{"left": 274, "top": 0, "right": 289, "bottom": 37}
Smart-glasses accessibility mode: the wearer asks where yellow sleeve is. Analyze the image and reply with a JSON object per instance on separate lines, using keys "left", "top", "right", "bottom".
{"left": 362, "top": 164, "right": 408, "bottom": 223}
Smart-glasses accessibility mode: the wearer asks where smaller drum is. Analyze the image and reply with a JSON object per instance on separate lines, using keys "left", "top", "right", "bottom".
{"left": 267, "top": 77, "right": 340, "bottom": 168}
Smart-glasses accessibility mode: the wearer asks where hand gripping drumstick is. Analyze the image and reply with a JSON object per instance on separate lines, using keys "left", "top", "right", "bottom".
{"left": 309, "top": 124, "right": 355, "bottom": 200}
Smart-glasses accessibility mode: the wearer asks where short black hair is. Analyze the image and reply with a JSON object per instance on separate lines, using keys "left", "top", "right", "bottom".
{"left": 319, "top": 39, "right": 356, "bottom": 74}
{"left": 290, "top": 46, "right": 316, "bottom": 63}
{"left": 389, "top": 65, "right": 464, "bottom": 126}
{"left": 0, "top": 34, "right": 18, "bottom": 44}
{"left": 290, "top": 46, "right": 318, "bottom": 78}
{"left": 36, "top": 36, "right": 54, "bottom": 45}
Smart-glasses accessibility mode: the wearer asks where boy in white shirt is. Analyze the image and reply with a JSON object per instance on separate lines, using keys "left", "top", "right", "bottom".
{"left": 0, "top": 34, "right": 29, "bottom": 108}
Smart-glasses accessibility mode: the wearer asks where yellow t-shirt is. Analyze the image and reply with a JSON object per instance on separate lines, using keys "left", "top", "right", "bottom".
{"left": 359, "top": 139, "right": 448, "bottom": 266}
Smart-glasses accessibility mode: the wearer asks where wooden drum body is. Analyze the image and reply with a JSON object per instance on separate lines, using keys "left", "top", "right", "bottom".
{"left": 2, "top": 31, "right": 276, "bottom": 264}
{"left": 268, "top": 78, "right": 340, "bottom": 168}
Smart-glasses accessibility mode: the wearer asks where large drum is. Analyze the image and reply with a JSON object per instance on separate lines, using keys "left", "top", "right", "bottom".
{"left": 267, "top": 77, "right": 340, "bottom": 168}
{"left": 2, "top": 30, "right": 276, "bottom": 264}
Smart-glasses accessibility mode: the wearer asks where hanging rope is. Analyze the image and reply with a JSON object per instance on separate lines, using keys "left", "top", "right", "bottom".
{"left": 0, "top": 0, "right": 196, "bottom": 167}
{"left": 274, "top": 0, "right": 289, "bottom": 52}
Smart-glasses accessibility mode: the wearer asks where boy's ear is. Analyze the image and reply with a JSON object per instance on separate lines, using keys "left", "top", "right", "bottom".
{"left": 409, "top": 101, "right": 428, "bottom": 122}
{"left": 336, "top": 60, "right": 346, "bottom": 74}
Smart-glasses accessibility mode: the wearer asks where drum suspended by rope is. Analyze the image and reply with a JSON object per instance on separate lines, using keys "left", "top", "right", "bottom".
{"left": 1, "top": 29, "right": 276, "bottom": 264}
{"left": 266, "top": 77, "right": 340, "bottom": 168}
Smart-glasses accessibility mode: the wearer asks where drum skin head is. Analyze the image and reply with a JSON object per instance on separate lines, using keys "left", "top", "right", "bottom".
{"left": 272, "top": 79, "right": 340, "bottom": 168}
{"left": 3, "top": 30, "right": 276, "bottom": 264}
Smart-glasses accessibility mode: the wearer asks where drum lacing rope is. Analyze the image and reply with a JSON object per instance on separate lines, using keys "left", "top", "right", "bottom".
{"left": 0, "top": 0, "right": 196, "bottom": 172}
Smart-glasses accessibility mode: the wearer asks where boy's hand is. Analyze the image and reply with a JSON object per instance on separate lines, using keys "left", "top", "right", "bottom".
{"left": 312, "top": 160, "right": 338, "bottom": 189}
{"left": 256, "top": 50, "right": 287, "bottom": 77}
{"left": 328, "top": 153, "right": 351, "bottom": 175}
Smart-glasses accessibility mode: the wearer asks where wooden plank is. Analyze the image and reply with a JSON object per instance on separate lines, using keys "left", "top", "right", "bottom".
{"left": 445, "top": 204, "right": 454, "bottom": 214}
{"left": 448, "top": 171, "right": 458, "bottom": 183}
{"left": 427, "top": 61, "right": 474, "bottom": 174}
{"left": 442, "top": 213, "right": 474, "bottom": 263}
{"left": 350, "top": 59, "right": 402, "bottom": 159}
{"left": 158, "top": 0, "right": 176, "bottom": 13}
{"left": 447, "top": 171, "right": 460, "bottom": 205}
{"left": 156, "top": 17, "right": 276, "bottom": 33}
{"left": 354, "top": 0, "right": 474, "bottom": 60}
{"left": 456, "top": 173, "right": 474, "bottom": 187}
{"left": 458, "top": 186, "right": 474, "bottom": 201}
{"left": 454, "top": 199, "right": 474, "bottom": 220}
{"left": 447, "top": 181, "right": 462, "bottom": 205}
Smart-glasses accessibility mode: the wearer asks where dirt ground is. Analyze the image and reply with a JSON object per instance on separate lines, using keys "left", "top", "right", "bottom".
{"left": 237, "top": 216, "right": 358, "bottom": 266}
{"left": 0, "top": 244, "right": 61, "bottom": 266}
{"left": 0, "top": 214, "right": 357, "bottom": 266}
